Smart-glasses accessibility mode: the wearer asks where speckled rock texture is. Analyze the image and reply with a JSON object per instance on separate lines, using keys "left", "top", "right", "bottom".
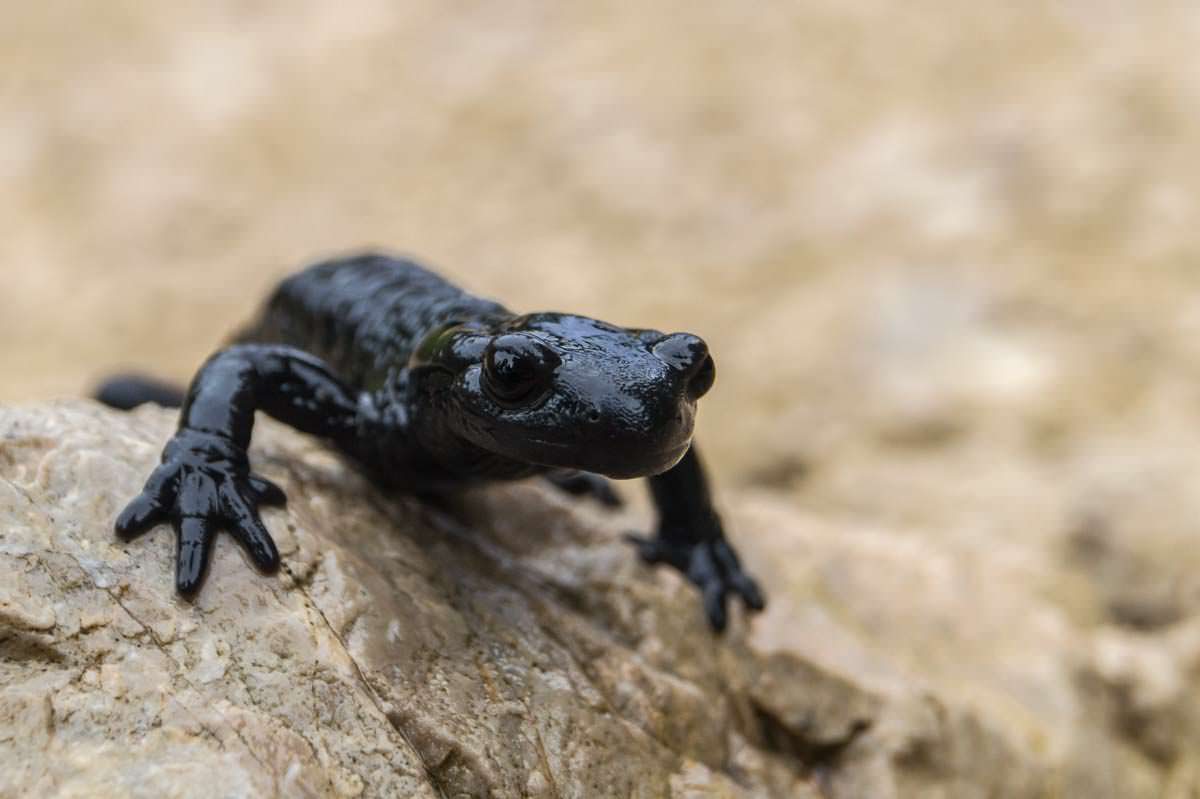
{"left": 3, "top": 401, "right": 1199, "bottom": 798}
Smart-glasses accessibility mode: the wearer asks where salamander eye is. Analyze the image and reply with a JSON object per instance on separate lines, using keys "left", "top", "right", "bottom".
{"left": 483, "top": 334, "right": 560, "bottom": 406}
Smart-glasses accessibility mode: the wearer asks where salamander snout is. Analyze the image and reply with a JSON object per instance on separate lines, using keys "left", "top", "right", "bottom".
{"left": 653, "top": 333, "right": 716, "bottom": 400}
{"left": 445, "top": 313, "right": 716, "bottom": 478}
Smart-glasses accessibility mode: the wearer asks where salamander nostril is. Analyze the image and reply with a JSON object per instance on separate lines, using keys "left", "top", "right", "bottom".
{"left": 652, "top": 333, "right": 709, "bottom": 375}
{"left": 687, "top": 354, "right": 716, "bottom": 399}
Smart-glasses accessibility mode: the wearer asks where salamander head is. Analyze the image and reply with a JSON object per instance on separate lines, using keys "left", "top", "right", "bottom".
{"left": 409, "top": 313, "right": 715, "bottom": 478}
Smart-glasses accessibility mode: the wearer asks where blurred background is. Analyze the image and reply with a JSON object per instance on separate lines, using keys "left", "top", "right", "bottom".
{"left": 5, "top": 2, "right": 1200, "bottom": 792}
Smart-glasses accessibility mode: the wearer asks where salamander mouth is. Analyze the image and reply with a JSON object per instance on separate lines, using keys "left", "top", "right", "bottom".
{"left": 451, "top": 383, "right": 696, "bottom": 475}
{"left": 523, "top": 438, "right": 691, "bottom": 479}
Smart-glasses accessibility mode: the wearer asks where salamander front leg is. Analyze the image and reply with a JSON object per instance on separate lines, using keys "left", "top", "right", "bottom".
{"left": 626, "top": 446, "right": 765, "bottom": 632}
{"left": 115, "top": 344, "right": 363, "bottom": 596}
{"left": 116, "top": 429, "right": 289, "bottom": 594}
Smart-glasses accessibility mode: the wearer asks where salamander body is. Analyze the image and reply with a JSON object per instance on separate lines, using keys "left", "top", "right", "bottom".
{"left": 102, "top": 253, "right": 764, "bottom": 631}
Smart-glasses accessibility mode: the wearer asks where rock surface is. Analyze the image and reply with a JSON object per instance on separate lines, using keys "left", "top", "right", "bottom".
{"left": 3, "top": 402, "right": 1198, "bottom": 798}
{"left": 6, "top": 4, "right": 1200, "bottom": 797}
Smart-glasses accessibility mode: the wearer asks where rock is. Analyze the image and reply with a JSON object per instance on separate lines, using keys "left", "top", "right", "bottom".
{"left": 1, "top": 401, "right": 1195, "bottom": 798}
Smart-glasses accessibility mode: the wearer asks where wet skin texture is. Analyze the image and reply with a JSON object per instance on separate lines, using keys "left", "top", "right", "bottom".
{"left": 101, "top": 253, "right": 765, "bottom": 631}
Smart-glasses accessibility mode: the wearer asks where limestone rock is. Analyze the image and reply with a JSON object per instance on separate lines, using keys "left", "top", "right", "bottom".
{"left": 1, "top": 401, "right": 1190, "bottom": 798}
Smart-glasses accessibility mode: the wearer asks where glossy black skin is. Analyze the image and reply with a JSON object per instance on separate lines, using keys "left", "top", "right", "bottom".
{"left": 105, "top": 253, "right": 764, "bottom": 631}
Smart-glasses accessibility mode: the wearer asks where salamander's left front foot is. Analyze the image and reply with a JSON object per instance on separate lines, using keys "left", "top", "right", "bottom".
{"left": 625, "top": 533, "right": 766, "bottom": 632}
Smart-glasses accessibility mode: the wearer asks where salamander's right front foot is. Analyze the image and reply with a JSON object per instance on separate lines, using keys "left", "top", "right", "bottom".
{"left": 115, "top": 429, "right": 287, "bottom": 596}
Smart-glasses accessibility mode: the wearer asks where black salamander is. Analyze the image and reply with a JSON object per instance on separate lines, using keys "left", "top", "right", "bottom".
{"left": 100, "top": 253, "right": 764, "bottom": 631}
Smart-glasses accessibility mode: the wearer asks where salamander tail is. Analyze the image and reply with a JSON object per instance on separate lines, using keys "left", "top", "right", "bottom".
{"left": 94, "top": 374, "right": 185, "bottom": 410}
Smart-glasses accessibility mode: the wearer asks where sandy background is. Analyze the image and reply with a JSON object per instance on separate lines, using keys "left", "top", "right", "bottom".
{"left": 7, "top": 2, "right": 1200, "bottom": 791}
{"left": 3, "top": 1, "right": 1197, "bottom": 478}
{"left": 8, "top": 0, "right": 1200, "bottom": 593}
{"left": 6, "top": 3, "right": 1200, "bottom": 560}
